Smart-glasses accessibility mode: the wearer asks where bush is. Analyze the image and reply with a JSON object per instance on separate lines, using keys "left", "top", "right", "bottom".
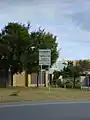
{"left": 53, "top": 77, "right": 81, "bottom": 89}
{"left": 56, "top": 79, "right": 61, "bottom": 87}
{"left": 60, "top": 83, "right": 64, "bottom": 88}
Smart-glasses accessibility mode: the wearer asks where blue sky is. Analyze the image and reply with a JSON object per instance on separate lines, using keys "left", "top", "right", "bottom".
{"left": 0, "top": 0, "right": 90, "bottom": 60}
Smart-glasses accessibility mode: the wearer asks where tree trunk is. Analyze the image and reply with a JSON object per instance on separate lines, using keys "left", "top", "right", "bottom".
{"left": 10, "top": 67, "right": 13, "bottom": 86}
{"left": 37, "top": 73, "right": 39, "bottom": 87}
{"left": 25, "top": 70, "right": 28, "bottom": 87}
{"left": 73, "top": 76, "right": 76, "bottom": 88}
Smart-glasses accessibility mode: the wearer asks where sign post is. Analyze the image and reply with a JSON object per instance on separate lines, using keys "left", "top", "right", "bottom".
{"left": 48, "top": 65, "right": 51, "bottom": 92}
{"left": 39, "top": 49, "right": 51, "bottom": 90}
{"left": 40, "top": 65, "right": 42, "bottom": 87}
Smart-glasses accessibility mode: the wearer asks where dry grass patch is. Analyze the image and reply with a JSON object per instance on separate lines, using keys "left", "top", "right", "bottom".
{"left": 0, "top": 87, "right": 90, "bottom": 102}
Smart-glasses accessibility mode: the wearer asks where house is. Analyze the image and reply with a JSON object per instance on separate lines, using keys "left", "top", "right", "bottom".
{"left": 80, "top": 71, "right": 90, "bottom": 89}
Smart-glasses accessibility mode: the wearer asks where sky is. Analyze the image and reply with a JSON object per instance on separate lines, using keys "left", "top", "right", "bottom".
{"left": 0, "top": 0, "right": 90, "bottom": 60}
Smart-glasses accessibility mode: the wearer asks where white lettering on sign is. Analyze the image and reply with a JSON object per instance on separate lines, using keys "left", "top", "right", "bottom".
{"left": 39, "top": 49, "right": 51, "bottom": 66}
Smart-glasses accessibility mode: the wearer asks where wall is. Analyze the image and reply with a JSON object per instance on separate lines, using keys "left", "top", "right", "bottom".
{"left": 28, "top": 74, "right": 31, "bottom": 87}
{"left": 13, "top": 71, "right": 25, "bottom": 87}
{"left": 13, "top": 71, "right": 49, "bottom": 87}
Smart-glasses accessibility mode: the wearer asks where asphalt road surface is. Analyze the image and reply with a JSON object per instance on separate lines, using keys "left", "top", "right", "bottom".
{"left": 0, "top": 101, "right": 90, "bottom": 120}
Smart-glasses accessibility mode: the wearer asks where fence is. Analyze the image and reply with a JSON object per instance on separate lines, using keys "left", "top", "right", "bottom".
{"left": 13, "top": 71, "right": 49, "bottom": 87}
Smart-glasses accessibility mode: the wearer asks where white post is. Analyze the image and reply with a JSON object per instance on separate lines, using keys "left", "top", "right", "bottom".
{"left": 41, "top": 65, "right": 42, "bottom": 87}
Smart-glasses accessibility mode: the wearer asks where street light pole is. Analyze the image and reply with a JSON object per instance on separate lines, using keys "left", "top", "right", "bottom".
{"left": 8, "top": 66, "right": 11, "bottom": 86}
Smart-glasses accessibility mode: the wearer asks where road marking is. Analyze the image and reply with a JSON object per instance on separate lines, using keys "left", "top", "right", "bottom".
{"left": 0, "top": 101, "right": 90, "bottom": 108}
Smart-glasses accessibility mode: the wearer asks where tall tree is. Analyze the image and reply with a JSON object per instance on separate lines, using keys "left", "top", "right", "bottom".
{"left": 0, "top": 23, "right": 58, "bottom": 87}
{"left": 0, "top": 33, "right": 9, "bottom": 70}
{"left": 61, "top": 61, "right": 81, "bottom": 88}
{"left": 79, "top": 60, "right": 90, "bottom": 72}
{"left": 23, "top": 28, "right": 58, "bottom": 73}
{"left": 0, "top": 22, "right": 30, "bottom": 73}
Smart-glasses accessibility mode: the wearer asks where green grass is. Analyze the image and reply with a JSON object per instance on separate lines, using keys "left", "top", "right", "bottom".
{"left": 0, "top": 87, "right": 90, "bottom": 102}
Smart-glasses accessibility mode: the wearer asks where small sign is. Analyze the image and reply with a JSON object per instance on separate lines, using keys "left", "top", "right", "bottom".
{"left": 39, "top": 49, "right": 51, "bottom": 66}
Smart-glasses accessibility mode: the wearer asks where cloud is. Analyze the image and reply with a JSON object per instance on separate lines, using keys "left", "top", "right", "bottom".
{"left": 0, "top": 0, "right": 90, "bottom": 60}
{"left": 70, "top": 0, "right": 90, "bottom": 31}
{"left": 0, "top": 0, "right": 90, "bottom": 35}
{"left": 0, "top": 0, "right": 72, "bottom": 31}
{"left": 72, "top": 12, "right": 90, "bottom": 31}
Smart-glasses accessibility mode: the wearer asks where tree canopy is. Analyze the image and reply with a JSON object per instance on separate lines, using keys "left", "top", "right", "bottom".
{"left": 0, "top": 22, "right": 58, "bottom": 74}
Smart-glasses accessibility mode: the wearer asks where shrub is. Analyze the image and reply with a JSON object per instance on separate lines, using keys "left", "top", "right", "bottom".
{"left": 56, "top": 79, "right": 61, "bottom": 87}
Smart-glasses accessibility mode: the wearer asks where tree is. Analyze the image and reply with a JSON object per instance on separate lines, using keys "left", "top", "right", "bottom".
{"left": 21, "top": 28, "right": 58, "bottom": 87}
{"left": 0, "top": 22, "right": 31, "bottom": 86}
{"left": 70, "top": 60, "right": 90, "bottom": 88}
{"left": 0, "top": 22, "right": 58, "bottom": 87}
{"left": 53, "top": 71, "right": 61, "bottom": 86}
{"left": 0, "top": 33, "right": 10, "bottom": 70}
{"left": 70, "top": 65, "right": 81, "bottom": 88}
{"left": 23, "top": 28, "right": 58, "bottom": 73}
{"left": 0, "top": 23, "right": 58, "bottom": 73}
{"left": 0, "top": 22, "right": 30, "bottom": 73}
{"left": 61, "top": 61, "right": 81, "bottom": 88}
{"left": 79, "top": 60, "right": 90, "bottom": 72}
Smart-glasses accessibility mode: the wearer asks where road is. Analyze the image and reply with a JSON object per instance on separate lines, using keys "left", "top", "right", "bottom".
{"left": 0, "top": 101, "right": 90, "bottom": 120}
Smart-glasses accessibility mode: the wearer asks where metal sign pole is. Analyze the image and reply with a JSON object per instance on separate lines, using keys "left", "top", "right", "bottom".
{"left": 41, "top": 65, "right": 42, "bottom": 87}
{"left": 48, "top": 65, "right": 50, "bottom": 93}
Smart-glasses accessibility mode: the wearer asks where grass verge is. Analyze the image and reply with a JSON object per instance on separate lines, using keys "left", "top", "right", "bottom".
{"left": 0, "top": 87, "right": 90, "bottom": 102}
